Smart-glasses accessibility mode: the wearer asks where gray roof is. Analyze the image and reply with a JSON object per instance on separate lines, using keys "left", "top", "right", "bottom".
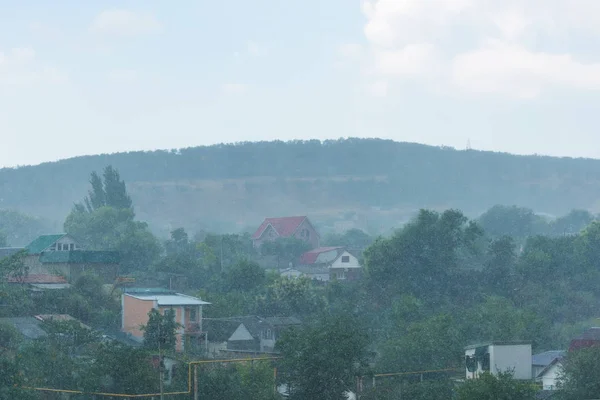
{"left": 0, "top": 317, "right": 47, "bottom": 340}
{"left": 532, "top": 350, "right": 565, "bottom": 366}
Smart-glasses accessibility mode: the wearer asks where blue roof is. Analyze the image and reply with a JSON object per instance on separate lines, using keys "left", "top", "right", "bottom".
{"left": 532, "top": 350, "right": 565, "bottom": 366}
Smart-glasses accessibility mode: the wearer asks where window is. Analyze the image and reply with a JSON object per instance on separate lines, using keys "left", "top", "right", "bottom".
{"left": 69, "top": 243, "right": 74, "bottom": 251}
{"left": 341, "top": 256, "right": 350, "bottom": 263}
{"left": 264, "top": 329, "right": 272, "bottom": 339}
{"left": 189, "top": 308, "right": 197, "bottom": 322}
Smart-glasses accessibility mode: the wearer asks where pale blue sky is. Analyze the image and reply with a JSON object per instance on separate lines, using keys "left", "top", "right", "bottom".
{"left": 1, "top": 0, "right": 600, "bottom": 167}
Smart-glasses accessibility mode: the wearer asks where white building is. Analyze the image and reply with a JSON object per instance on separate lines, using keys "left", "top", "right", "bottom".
{"left": 465, "top": 341, "right": 532, "bottom": 380}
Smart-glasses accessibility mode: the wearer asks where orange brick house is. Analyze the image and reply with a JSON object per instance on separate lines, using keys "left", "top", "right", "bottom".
{"left": 121, "top": 288, "right": 210, "bottom": 352}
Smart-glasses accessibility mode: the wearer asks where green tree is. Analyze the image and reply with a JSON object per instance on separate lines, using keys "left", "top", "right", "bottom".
{"left": 143, "top": 309, "right": 179, "bottom": 352}
{"left": 65, "top": 206, "right": 160, "bottom": 272}
{"left": 257, "top": 276, "right": 326, "bottom": 317}
{"left": 379, "top": 314, "right": 463, "bottom": 373}
{"left": 558, "top": 346, "right": 600, "bottom": 399}
{"left": 0, "top": 250, "right": 28, "bottom": 283}
{"left": 483, "top": 236, "right": 516, "bottom": 295}
{"left": 223, "top": 258, "right": 266, "bottom": 292}
{"left": 549, "top": 209, "right": 594, "bottom": 236}
{"left": 81, "top": 342, "right": 159, "bottom": 395}
{"left": 364, "top": 209, "right": 482, "bottom": 305}
{"left": 361, "top": 378, "right": 454, "bottom": 400}
{"left": 83, "top": 165, "right": 133, "bottom": 212}
{"left": 478, "top": 205, "right": 546, "bottom": 240}
{"left": 456, "top": 371, "right": 536, "bottom": 400}
{"left": 322, "top": 228, "right": 374, "bottom": 253}
{"left": 261, "top": 237, "right": 311, "bottom": 268}
{"left": 276, "top": 314, "right": 370, "bottom": 400}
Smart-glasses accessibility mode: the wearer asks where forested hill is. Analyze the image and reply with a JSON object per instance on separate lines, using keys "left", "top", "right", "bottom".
{"left": 2, "top": 138, "right": 600, "bottom": 237}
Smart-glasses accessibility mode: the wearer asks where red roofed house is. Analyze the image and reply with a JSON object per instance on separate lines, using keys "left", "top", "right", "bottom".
{"left": 281, "top": 247, "right": 362, "bottom": 282}
{"left": 252, "top": 216, "right": 320, "bottom": 250}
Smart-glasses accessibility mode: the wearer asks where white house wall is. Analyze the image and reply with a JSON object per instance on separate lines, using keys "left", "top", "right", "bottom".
{"left": 542, "top": 363, "right": 562, "bottom": 391}
{"left": 330, "top": 251, "right": 361, "bottom": 269}
{"left": 490, "top": 344, "right": 532, "bottom": 380}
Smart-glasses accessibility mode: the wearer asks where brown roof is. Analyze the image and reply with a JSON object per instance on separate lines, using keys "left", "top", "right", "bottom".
{"left": 252, "top": 216, "right": 308, "bottom": 240}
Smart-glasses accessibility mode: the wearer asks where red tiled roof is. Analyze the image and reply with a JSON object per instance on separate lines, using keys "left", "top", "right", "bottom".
{"left": 300, "top": 247, "right": 343, "bottom": 264}
{"left": 252, "top": 216, "right": 307, "bottom": 240}
{"left": 6, "top": 274, "right": 67, "bottom": 284}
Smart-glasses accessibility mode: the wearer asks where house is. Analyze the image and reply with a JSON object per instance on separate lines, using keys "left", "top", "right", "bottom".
{"left": 252, "top": 216, "right": 320, "bottom": 249}
{"left": 290, "top": 247, "right": 362, "bottom": 282}
{"left": 0, "top": 317, "right": 48, "bottom": 341}
{"left": 532, "top": 350, "right": 565, "bottom": 389}
{"left": 23, "top": 234, "right": 120, "bottom": 283}
{"left": 34, "top": 314, "right": 91, "bottom": 330}
{"left": 204, "top": 316, "right": 301, "bottom": 357}
{"left": 569, "top": 326, "right": 600, "bottom": 351}
{"left": 121, "top": 288, "right": 210, "bottom": 352}
{"left": 465, "top": 341, "right": 532, "bottom": 380}
{"left": 536, "top": 357, "right": 563, "bottom": 391}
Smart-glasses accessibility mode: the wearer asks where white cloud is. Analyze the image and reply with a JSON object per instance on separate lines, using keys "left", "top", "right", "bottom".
{"left": 90, "top": 9, "right": 162, "bottom": 37}
{"left": 222, "top": 83, "right": 248, "bottom": 95}
{"left": 107, "top": 69, "right": 139, "bottom": 84}
{"left": 366, "top": 81, "right": 388, "bottom": 97}
{"left": 359, "top": 0, "right": 600, "bottom": 98}
{"left": 0, "top": 48, "right": 66, "bottom": 86}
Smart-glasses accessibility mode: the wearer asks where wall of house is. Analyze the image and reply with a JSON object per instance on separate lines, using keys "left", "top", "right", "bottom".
{"left": 292, "top": 219, "right": 320, "bottom": 249}
{"left": 24, "top": 255, "right": 44, "bottom": 273}
{"left": 490, "top": 344, "right": 532, "bottom": 380}
{"left": 330, "top": 267, "right": 362, "bottom": 281}
{"left": 52, "top": 236, "right": 79, "bottom": 251}
{"left": 465, "top": 348, "right": 479, "bottom": 379}
{"left": 207, "top": 341, "right": 227, "bottom": 358}
{"left": 70, "top": 263, "right": 119, "bottom": 283}
{"left": 307, "top": 273, "right": 329, "bottom": 281}
{"left": 542, "top": 363, "right": 562, "bottom": 390}
{"left": 330, "top": 251, "right": 361, "bottom": 269}
{"left": 253, "top": 225, "right": 279, "bottom": 249}
{"left": 122, "top": 296, "right": 156, "bottom": 340}
{"left": 260, "top": 328, "right": 276, "bottom": 352}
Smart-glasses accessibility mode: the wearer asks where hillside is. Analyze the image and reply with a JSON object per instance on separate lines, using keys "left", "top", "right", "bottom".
{"left": 2, "top": 138, "right": 600, "bottom": 238}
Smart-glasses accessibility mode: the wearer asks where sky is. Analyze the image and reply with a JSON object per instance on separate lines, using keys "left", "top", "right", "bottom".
{"left": 1, "top": 0, "right": 600, "bottom": 167}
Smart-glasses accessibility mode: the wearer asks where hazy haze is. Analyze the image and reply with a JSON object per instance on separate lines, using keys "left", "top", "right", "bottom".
{"left": 1, "top": 0, "right": 600, "bottom": 167}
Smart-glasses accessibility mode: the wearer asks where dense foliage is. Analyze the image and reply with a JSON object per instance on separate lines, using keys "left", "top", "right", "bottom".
{"left": 1, "top": 165, "right": 600, "bottom": 398}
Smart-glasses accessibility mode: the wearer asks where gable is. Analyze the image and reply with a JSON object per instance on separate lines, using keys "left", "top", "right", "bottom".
{"left": 330, "top": 251, "right": 361, "bottom": 268}
{"left": 295, "top": 218, "right": 320, "bottom": 239}
{"left": 253, "top": 216, "right": 308, "bottom": 240}
{"left": 26, "top": 234, "right": 67, "bottom": 254}
{"left": 229, "top": 323, "right": 254, "bottom": 341}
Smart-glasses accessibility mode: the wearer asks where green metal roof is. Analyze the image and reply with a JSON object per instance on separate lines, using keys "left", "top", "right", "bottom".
{"left": 25, "top": 234, "right": 67, "bottom": 255}
{"left": 39, "top": 250, "right": 120, "bottom": 264}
